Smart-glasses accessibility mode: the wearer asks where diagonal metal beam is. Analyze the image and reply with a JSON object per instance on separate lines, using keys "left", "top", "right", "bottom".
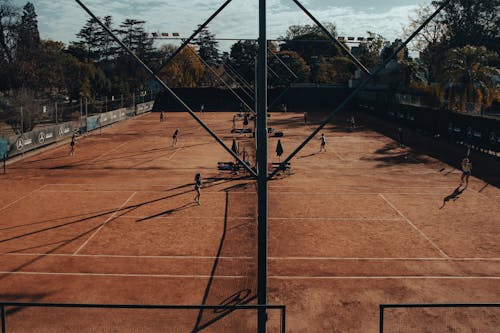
{"left": 215, "top": 62, "right": 255, "bottom": 100}
{"left": 185, "top": 45, "right": 256, "bottom": 114}
{"left": 269, "top": 0, "right": 452, "bottom": 179}
{"left": 290, "top": 0, "right": 371, "bottom": 75}
{"left": 225, "top": 61, "right": 255, "bottom": 93}
{"left": 74, "top": 0, "right": 257, "bottom": 178}
{"left": 154, "top": 0, "right": 234, "bottom": 75}
{"left": 268, "top": 48, "right": 298, "bottom": 80}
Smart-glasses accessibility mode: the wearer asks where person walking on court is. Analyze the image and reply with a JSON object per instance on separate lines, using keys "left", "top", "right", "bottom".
{"left": 319, "top": 133, "right": 326, "bottom": 152}
{"left": 349, "top": 115, "right": 356, "bottom": 131}
{"left": 194, "top": 173, "right": 202, "bottom": 205}
{"left": 172, "top": 128, "right": 179, "bottom": 147}
{"left": 160, "top": 110, "right": 165, "bottom": 122}
{"left": 398, "top": 127, "right": 404, "bottom": 147}
{"left": 459, "top": 157, "right": 472, "bottom": 188}
{"left": 69, "top": 133, "right": 77, "bottom": 156}
{"left": 200, "top": 104, "right": 205, "bottom": 114}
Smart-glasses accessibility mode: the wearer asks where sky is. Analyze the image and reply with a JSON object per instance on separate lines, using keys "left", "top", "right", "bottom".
{"left": 12, "top": 0, "right": 429, "bottom": 51}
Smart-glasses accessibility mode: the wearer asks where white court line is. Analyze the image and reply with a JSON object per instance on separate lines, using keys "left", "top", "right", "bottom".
{"left": 0, "top": 271, "right": 247, "bottom": 278}
{"left": 332, "top": 150, "right": 344, "bottom": 161}
{"left": 3, "top": 253, "right": 498, "bottom": 261}
{"left": 167, "top": 148, "right": 182, "bottom": 160}
{"left": 0, "top": 271, "right": 497, "bottom": 280}
{"left": 90, "top": 142, "right": 128, "bottom": 162}
{"left": 269, "top": 217, "right": 404, "bottom": 221}
{"left": 73, "top": 192, "right": 137, "bottom": 255}
{"left": 122, "top": 216, "right": 254, "bottom": 220}
{"left": 0, "top": 184, "right": 47, "bottom": 213}
{"left": 378, "top": 194, "right": 449, "bottom": 258}
{"left": 269, "top": 276, "right": 500, "bottom": 280}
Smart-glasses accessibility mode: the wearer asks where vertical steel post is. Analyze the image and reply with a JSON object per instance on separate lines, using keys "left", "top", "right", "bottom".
{"left": 257, "top": 0, "right": 268, "bottom": 331}
{"left": 379, "top": 305, "right": 384, "bottom": 333}
{"left": 54, "top": 102, "right": 58, "bottom": 124}
{"left": 1, "top": 304, "right": 6, "bottom": 333}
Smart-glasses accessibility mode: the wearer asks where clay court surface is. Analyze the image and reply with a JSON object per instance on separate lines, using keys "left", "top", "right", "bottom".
{"left": 0, "top": 111, "right": 499, "bottom": 332}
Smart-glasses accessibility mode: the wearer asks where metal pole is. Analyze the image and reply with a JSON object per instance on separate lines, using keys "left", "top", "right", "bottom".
{"left": 379, "top": 305, "right": 384, "bottom": 333}
{"left": 290, "top": 0, "right": 371, "bottom": 75}
{"left": 1, "top": 304, "right": 5, "bottom": 333}
{"left": 257, "top": 0, "right": 268, "bottom": 331}
{"left": 154, "top": 0, "right": 233, "bottom": 75}
{"left": 73, "top": 0, "right": 257, "bottom": 177}
{"left": 268, "top": 48, "right": 298, "bottom": 80}
{"left": 54, "top": 103, "right": 57, "bottom": 124}
{"left": 186, "top": 46, "right": 255, "bottom": 113}
{"left": 268, "top": 0, "right": 452, "bottom": 179}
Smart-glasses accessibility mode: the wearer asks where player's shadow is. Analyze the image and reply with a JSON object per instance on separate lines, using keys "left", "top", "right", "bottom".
{"left": 439, "top": 185, "right": 465, "bottom": 209}
{"left": 297, "top": 152, "right": 318, "bottom": 159}
{"left": 135, "top": 202, "right": 196, "bottom": 222}
{"left": 191, "top": 189, "right": 257, "bottom": 333}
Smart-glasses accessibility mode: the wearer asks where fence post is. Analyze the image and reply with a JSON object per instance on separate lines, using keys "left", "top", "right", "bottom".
{"left": 1, "top": 303, "right": 6, "bottom": 333}
{"left": 281, "top": 307, "right": 286, "bottom": 333}
{"left": 55, "top": 102, "right": 58, "bottom": 125}
{"left": 379, "top": 305, "right": 384, "bottom": 333}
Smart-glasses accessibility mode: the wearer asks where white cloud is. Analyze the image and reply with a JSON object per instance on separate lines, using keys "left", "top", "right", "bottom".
{"left": 21, "top": 1, "right": 422, "bottom": 49}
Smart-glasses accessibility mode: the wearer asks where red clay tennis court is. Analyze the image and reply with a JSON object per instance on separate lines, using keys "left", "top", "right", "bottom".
{"left": 0, "top": 111, "right": 499, "bottom": 332}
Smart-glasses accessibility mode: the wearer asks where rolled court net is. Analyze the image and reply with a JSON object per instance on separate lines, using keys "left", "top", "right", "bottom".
{"left": 380, "top": 304, "right": 500, "bottom": 333}
{"left": 0, "top": 303, "right": 285, "bottom": 333}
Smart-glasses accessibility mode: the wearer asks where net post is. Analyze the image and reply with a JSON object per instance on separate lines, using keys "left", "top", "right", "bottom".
{"left": 281, "top": 306, "right": 286, "bottom": 333}
{"left": 379, "top": 305, "right": 384, "bottom": 333}
{"left": 1, "top": 303, "right": 6, "bottom": 333}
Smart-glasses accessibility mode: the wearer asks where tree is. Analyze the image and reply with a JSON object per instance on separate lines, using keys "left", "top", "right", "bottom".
{"left": 270, "top": 50, "right": 310, "bottom": 83}
{"left": 229, "top": 40, "right": 258, "bottom": 84}
{"left": 0, "top": 0, "right": 17, "bottom": 65}
{"left": 437, "top": 0, "right": 500, "bottom": 53}
{"left": 158, "top": 44, "right": 205, "bottom": 87}
{"left": 0, "top": 0, "right": 19, "bottom": 90}
{"left": 194, "top": 26, "right": 219, "bottom": 63}
{"left": 70, "top": 17, "right": 101, "bottom": 63}
{"left": 16, "top": 2, "right": 40, "bottom": 60}
{"left": 437, "top": 46, "right": 499, "bottom": 113}
{"left": 280, "top": 23, "right": 342, "bottom": 64}
{"left": 354, "top": 32, "right": 386, "bottom": 69}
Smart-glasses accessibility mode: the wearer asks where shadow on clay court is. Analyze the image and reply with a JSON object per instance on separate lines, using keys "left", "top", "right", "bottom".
{"left": 191, "top": 189, "right": 257, "bottom": 332}
{"left": 135, "top": 202, "right": 197, "bottom": 222}
{"left": 0, "top": 177, "right": 251, "bottom": 233}
{"left": 439, "top": 185, "right": 466, "bottom": 209}
{"left": 2, "top": 291, "right": 55, "bottom": 316}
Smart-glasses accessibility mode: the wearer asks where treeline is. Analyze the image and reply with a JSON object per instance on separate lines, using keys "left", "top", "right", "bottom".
{"left": 1, "top": 0, "right": 499, "bottom": 115}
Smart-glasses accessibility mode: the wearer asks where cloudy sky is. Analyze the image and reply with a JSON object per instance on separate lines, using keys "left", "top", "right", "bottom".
{"left": 13, "top": 0, "right": 429, "bottom": 50}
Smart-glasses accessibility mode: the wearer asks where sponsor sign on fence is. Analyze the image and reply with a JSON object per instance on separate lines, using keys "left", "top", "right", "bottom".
{"left": 3, "top": 102, "right": 152, "bottom": 160}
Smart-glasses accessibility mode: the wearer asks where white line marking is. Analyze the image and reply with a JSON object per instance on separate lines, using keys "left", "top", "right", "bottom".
{"left": 167, "top": 148, "right": 182, "bottom": 160}
{"left": 90, "top": 142, "right": 128, "bottom": 162}
{"left": 123, "top": 216, "right": 255, "bottom": 220}
{"left": 269, "top": 276, "right": 500, "bottom": 280}
{"left": 332, "top": 150, "right": 344, "bottom": 161}
{"left": 73, "top": 192, "right": 137, "bottom": 255}
{"left": 0, "top": 185, "right": 47, "bottom": 213}
{"left": 3, "top": 253, "right": 498, "bottom": 261}
{"left": 3, "top": 253, "right": 253, "bottom": 260}
{"left": 378, "top": 194, "right": 449, "bottom": 258}
{"left": 0, "top": 271, "right": 248, "bottom": 278}
{"left": 0, "top": 271, "right": 497, "bottom": 280}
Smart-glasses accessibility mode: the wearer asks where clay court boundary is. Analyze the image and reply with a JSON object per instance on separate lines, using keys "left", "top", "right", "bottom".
{"left": 379, "top": 303, "right": 500, "bottom": 333}
{"left": 0, "top": 302, "right": 286, "bottom": 333}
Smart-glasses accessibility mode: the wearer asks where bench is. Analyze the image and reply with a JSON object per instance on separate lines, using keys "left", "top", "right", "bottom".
{"left": 269, "top": 162, "right": 291, "bottom": 175}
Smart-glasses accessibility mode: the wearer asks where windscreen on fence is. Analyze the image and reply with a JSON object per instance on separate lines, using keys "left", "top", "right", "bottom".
{"left": 0, "top": 302, "right": 285, "bottom": 333}
{"left": 379, "top": 303, "right": 500, "bottom": 333}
